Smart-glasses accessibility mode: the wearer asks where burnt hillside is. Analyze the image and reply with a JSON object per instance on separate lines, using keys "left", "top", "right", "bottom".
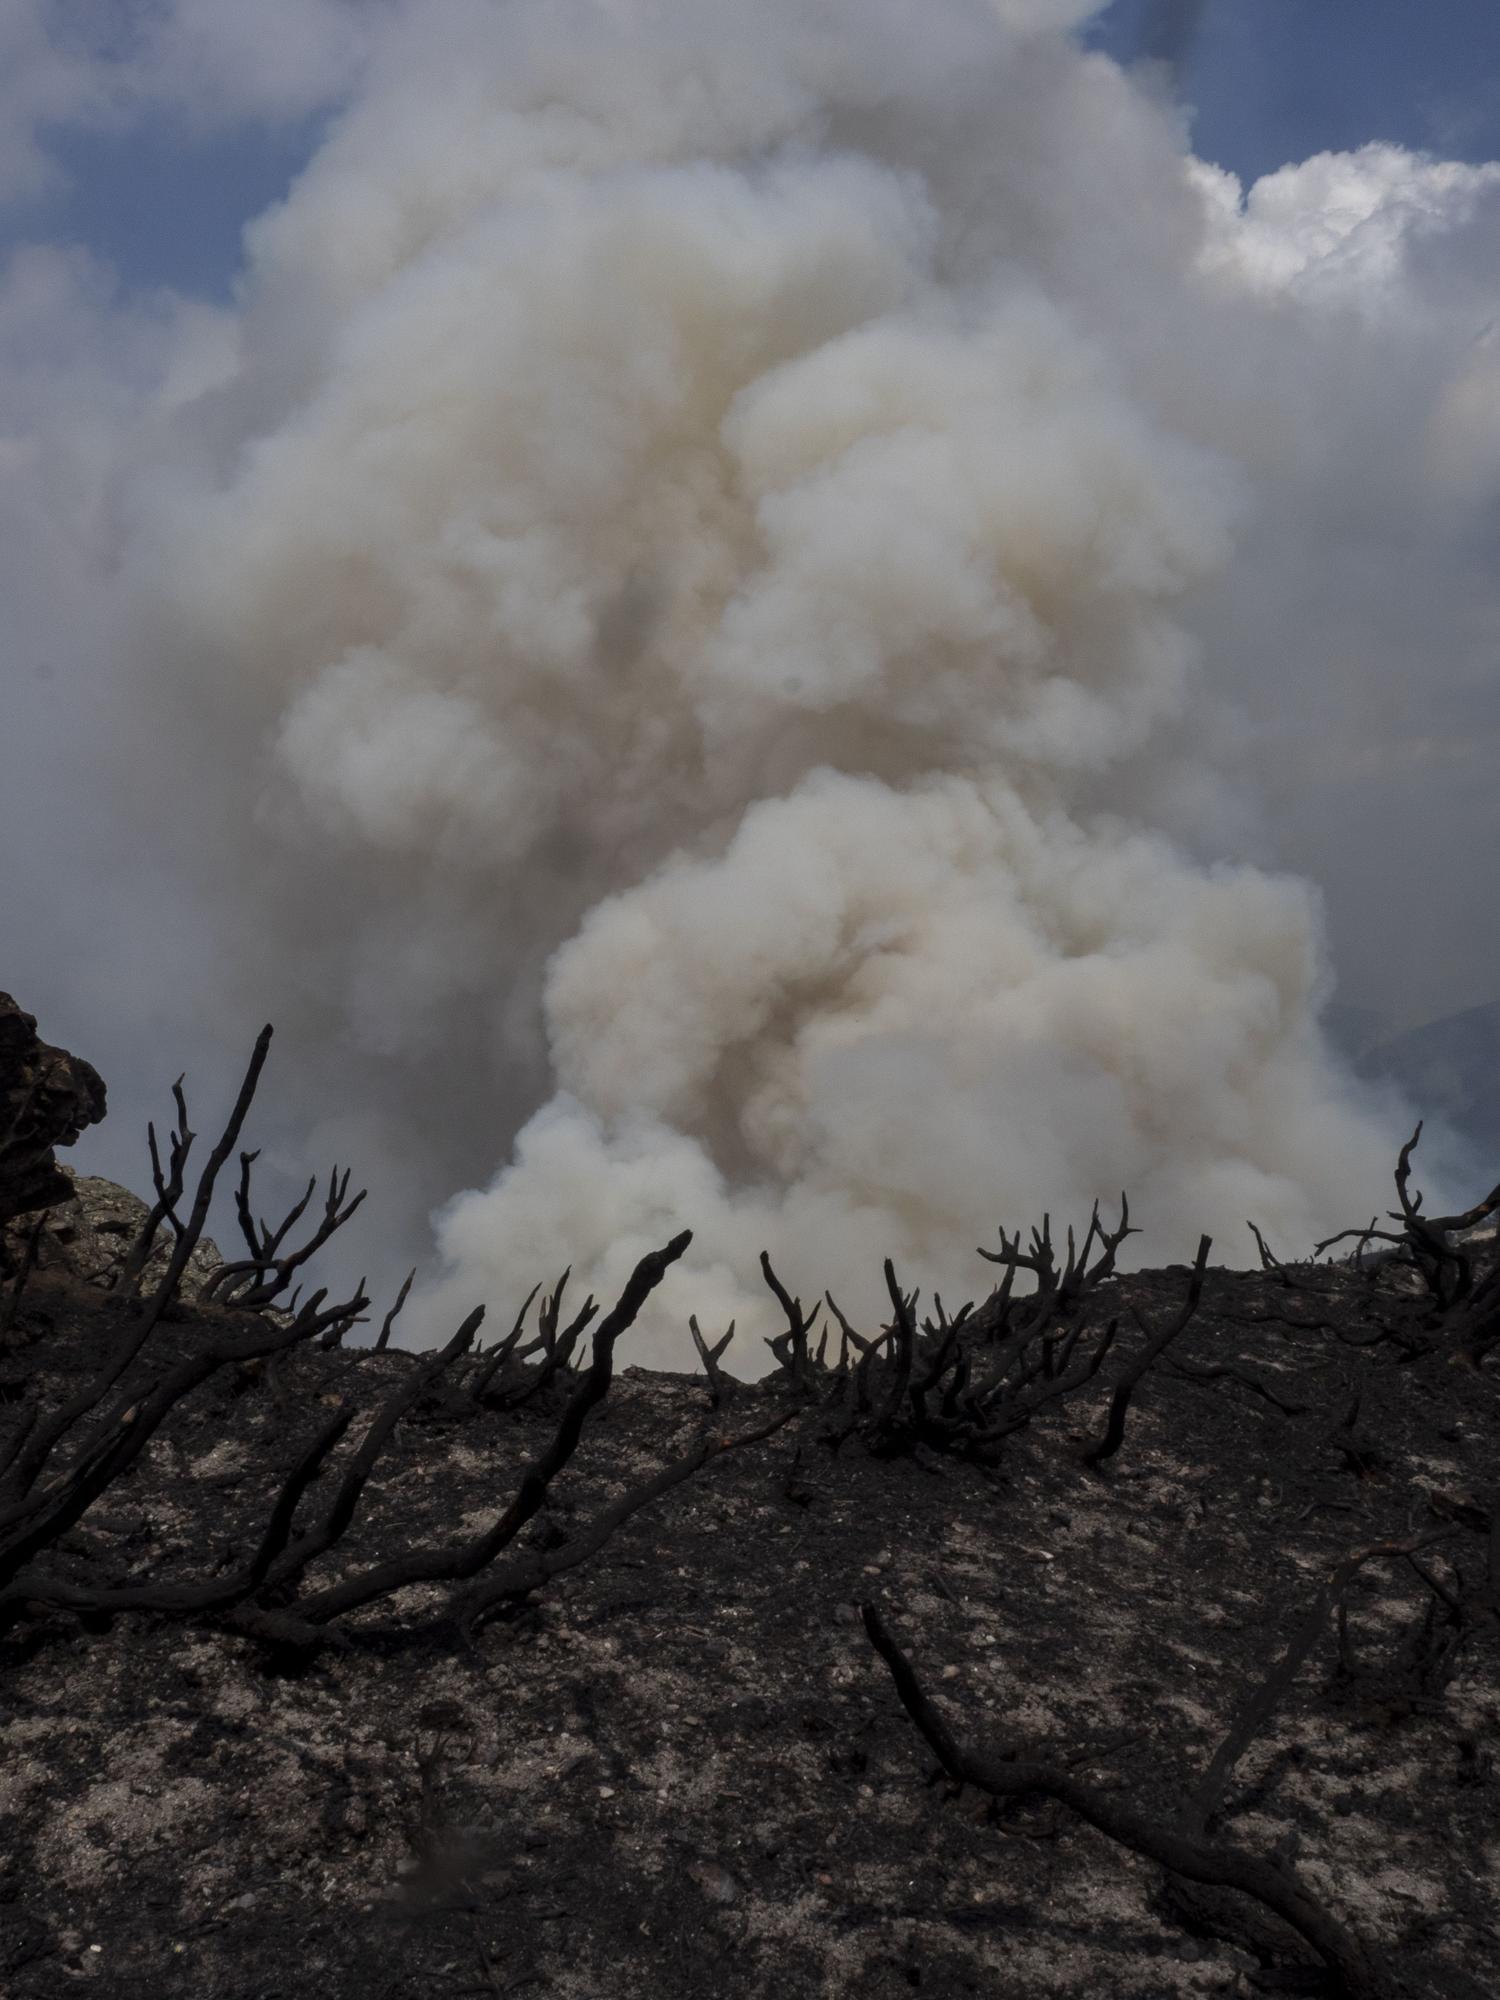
{"left": 0, "top": 1010, "right": 1497, "bottom": 2000}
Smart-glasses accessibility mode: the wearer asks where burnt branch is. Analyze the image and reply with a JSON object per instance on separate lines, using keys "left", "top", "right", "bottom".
{"left": 862, "top": 1603, "right": 1395, "bottom": 2000}
{"left": 150, "top": 1026, "right": 274, "bottom": 1314}
{"left": 0, "top": 1283, "right": 367, "bottom": 1599}
{"left": 526, "top": 1272, "right": 599, "bottom": 1397}
{"left": 1315, "top": 1129, "right": 1500, "bottom": 1363}
{"left": 468, "top": 1282, "right": 542, "bottom": 1400}
{"left": 1161, "top": 1351, "right": 1307, "bottom": 1416}
{"left": 1247, "top": 1219, "right": 1290, "bottom": 1283}
{"left": 975, "top": 1198, "right": 1131, "bottom": 1328}
{"left": 113, "top": 1077, "right": 193, "bottom": 1298}
{"left": 244, "top": 1306, "right": 488, "bottom": 1607}
{"left": 467, "top": 1271, "right": 596, "bottom": 1411}
{"left": 374, "top": 1267, "right": 418, "bottom": 1354}
{"left": 1247, "top": 1220, "right": 1344, "bottom": 1296}
{"left": 764, "top": 1204, "right": 1153, "bottom": 1467}
{"left": 1184, "top": 1527, "right": 1462, "bottom": 1841}
{"left": 227, "top": 1231, "right": 693, "bottom": 1648}
{"left": 823, "top": 1293, "right": 877, "bottom": 1371}
{"left": 1057, "top": 1196, "right": 1136, "bottom": 1313}
{"left": 317, "top": 1282, "right": 368, "bottom": 1350}
{"left": 760, "top": 1252, "right": 821, "bottom": 1394}
{"left": 870, "top": 1260, "right": 919, "bottom": 1443}
{"left": 234, "top": 1149, "right": 312, "bottom": 1266}
{"left": 1082, "top": 1236, "right": 1211, "bottom": 1469}
{"left": 203, "top": 1158, "right": 367, "bottom": 1310}
{"left": 0, "top": 1232, "right": 703, "bottom": 1657}
{"left": 688, "top": 1315, "right": 737, "bottom": 1408}
{"left": 0, "top": 1399, "right": 359, "bottom": 1623}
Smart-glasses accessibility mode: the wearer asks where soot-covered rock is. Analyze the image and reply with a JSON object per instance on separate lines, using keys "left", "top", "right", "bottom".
{"left": 0, "top": 994, "right": 106, "bottom": 1248}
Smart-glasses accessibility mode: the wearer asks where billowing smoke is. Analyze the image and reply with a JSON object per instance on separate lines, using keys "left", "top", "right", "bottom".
{"left": 5, "top": 0, "right": 1497, "bottom": 1361}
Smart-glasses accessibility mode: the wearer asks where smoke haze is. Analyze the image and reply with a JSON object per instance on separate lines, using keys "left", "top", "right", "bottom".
{"left": 3, "top": 1, "right": 1497, "bottom": 1361}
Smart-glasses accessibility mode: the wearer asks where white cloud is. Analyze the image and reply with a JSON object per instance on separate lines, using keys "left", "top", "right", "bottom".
{"left": 1193, "top": 144, "right": 1500, "bottom": 300}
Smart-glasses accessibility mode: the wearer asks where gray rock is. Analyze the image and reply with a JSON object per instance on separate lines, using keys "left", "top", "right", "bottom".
{"left": 10, "top": 1168, "right": 226, "bottom": 1297}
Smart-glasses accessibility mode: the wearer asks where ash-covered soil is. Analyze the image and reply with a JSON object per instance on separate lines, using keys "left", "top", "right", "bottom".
{"left": 0, "top": 1254, "right": 1496, "bottom": 2000}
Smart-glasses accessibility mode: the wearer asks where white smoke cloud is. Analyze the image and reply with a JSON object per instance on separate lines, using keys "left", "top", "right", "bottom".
{"left": 417, "top": 769, "right": 1389, "bottom": 1350}
{"left": 3, "top": 0, "right": 1496, "bottom": 1364}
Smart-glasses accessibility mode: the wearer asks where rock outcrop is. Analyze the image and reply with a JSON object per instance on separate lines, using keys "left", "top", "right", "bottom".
{"left": 0, "top": 994, "right": 106, "bottom": 1252}
{"left": 10, "top": 1168, "right": 225, "bottom": 1296}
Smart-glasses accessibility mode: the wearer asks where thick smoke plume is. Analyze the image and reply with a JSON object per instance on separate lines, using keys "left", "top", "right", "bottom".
{"left": 6, "top": 0, "right": 1498, "bottom": 1361}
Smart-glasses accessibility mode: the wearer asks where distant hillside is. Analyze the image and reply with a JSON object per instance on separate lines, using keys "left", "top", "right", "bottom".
{"left": 1353, "top": 998, "right": 1500, "bottom": 1169}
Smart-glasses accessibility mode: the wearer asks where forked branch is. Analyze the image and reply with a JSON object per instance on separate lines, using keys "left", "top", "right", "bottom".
{"left": 203, "top": 1156, "right": 367, "bottom": 1310}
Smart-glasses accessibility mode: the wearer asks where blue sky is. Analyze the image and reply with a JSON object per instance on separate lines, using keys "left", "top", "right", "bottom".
{"left": 27, "top": 114, "right": 326, "bottom": 299}
{"left": 7, "top": 1, "right": 1500, "bottom": 300}
{"left": 1086, "top": 0, "right": 1500, "bottom": 185}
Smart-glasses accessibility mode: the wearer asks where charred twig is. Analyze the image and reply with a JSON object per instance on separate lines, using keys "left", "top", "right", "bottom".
{"left": 689, "top": 1315, "right": 737, "bottom": 1408}
{"left": 468, "top": 1283, "right": 542, "bottom": 1401}
{"left": 823, "top": 1293, "right": 878, "bottom": 1378}
{"left": 0, "top": 1396, "right": 359, "bottom": 1622}
{"left": 978, "top": 1216, "right": 1061, "bottom": 1330}
{"left": 1246, "top": 1221, "right": 1342, "bottom": 1295}
{"left": 1388, "top": 1124, "right": 1499, "bottom": 1309}
{"left": 977, "top": 1198, "right": 1131, "bottom": 1324}
{"left": 761, "top": 1253, "right": 821, "bottom": 1393}
{"left": 113, "top": 1077, "right": 193, "bottom": 1298}
{"left": 237, "top": 1306, "right": 487, "bottom": 1610}
{"left": 863, "top": 1604, "right": 1395, "bottom": 2000}
{"left": 148, "top": 1027, "right": 273, "bottom": 1316}
{"left": 1312, "top": 1223, "right": 1406, "bottom": 1261}
{"left": 1246, "top": 1219, "right": 1291, "bottom": 1285}
{"left": 1184, "top": 1527, "right": 1461, "bottom": 1841}
{"left": 1056, "top": 1197, "right": 1136, "bottom": 1314}
{"left": 234, "top": 1149, "right": 312, "bottom": 1267}
{"left": 470, "top": 1273, "right": 596, "bottom": 1410}
{"left": 318, "top": 1281, "right": 368, "bottom": 1350}
{"left": 870, "top": 1261, "right": 920, "bottom": 1447}
{"left": 1317, "top": 1129, "right": 1500, "bottom": 1364}
{"left": 374, "top": 1268, "right": 418, "bottom": 1354}
{"left": 203, "top": 1158, "right": 367, "bottom": 1310}
{"left": 525, "top": 1273, "right": 599, "bottom": 1399}
{"left": 1161, "top": 1352, "right": 1307, "bottom": 1416}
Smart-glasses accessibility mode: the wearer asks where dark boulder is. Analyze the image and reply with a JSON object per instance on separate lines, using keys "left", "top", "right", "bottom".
{"left": 0, "top": 993, "right": 107, "bottom": 1241}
